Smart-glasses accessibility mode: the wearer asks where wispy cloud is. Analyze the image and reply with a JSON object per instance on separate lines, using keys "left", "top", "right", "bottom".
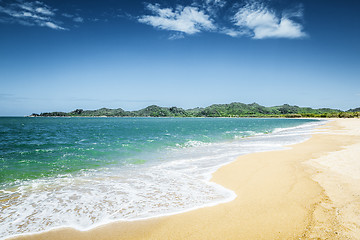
{"left": 73, "top": 16, "right": 83, "bottom": 23}
{"left": 221, "top": 28, "right": 248, "bottom": 37}
{"left": 205, "top": 0, "right": 226, "bottom": 8}
{"left": 0, "top": 1, "right": 87, "bottom": 30}
{"left": 0, "top": 1, "right": 66, "bottom": 30}
{"left": 169, "top": 32, "right": 185, "bottom": 40}
{"left": 41, "top": 21, "right": 64, "bottom": 30}
{"left": 0, "top": 93, "right": 14, "bottom": 100}
{"left": 203, "top": 0, "right": 226, "bottom": 15}
{"left": 62, "top": 13, "right": 73, "bottom": 18}
{"left": 138, "top": 3, "right": 216, "bottom": 35}
{"left": 231, "top": 2, "right": 307, "bottom": 39}
{"left": 137, "top": 0, "right": 307, "bottom": 40}
{"left": 0, "top": 93, "right": 37, "bottom": 102}
{"left": 34, "top": 7, "right": 54, "bottom": 16}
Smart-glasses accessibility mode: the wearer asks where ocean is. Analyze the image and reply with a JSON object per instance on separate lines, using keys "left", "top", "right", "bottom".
{"left": 0, "top": 117, "right": 323, "bottom": 239}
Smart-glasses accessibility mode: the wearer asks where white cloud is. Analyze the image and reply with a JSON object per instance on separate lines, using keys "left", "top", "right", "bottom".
{"left": 18, "top": 2, "right": 55, "bottom": 16}
{"left": 222, "top": 28, "right": 249, "bottom": 37}
{"left": 41, "top": 21, "right": 66, "bottom": 30}
{"left": 232, "top": 2, "right": 306, "bottom": 39}
{"left": 137, "top": 1, "right": 308, "bottom": 40}
{"left": 168, "top": 32, "right": 185, "bottom": 40}
{"left": 0, "top": 1, "right": 69, "bottom": 30}
{"left": 22, "top": 11, "right": 47, "bottom": 20}
{"left": 35, "top": 7, "right": 54, "bottom": 16}
{"left": 73, "top": 16, "right": 83, "bottom": 22}
{"left": 18, "top": 2, "right": 34, "bottom": 12}
{"left": 138, "top": 3, "right": 216, "bottom": 35}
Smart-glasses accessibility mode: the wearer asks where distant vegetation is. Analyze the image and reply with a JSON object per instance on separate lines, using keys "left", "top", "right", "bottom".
{"left": 30, "top": 103, "right": 360, "bottom": 118}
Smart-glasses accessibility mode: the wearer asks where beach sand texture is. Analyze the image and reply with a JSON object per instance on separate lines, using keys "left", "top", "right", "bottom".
{"left": 10, "top": 119, "right": 360, "bottom": 240}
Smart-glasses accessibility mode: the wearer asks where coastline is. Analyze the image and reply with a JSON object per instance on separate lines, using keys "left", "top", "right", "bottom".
{"left": 8, "top": 118, "right": 360, "bottom": 240}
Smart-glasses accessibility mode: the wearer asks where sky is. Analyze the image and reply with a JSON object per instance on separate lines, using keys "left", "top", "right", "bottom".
{"left": 0, "top": 0, "right": 359, "bottom": 116}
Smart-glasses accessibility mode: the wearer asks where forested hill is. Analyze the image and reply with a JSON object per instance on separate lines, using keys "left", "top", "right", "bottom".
{"left": 30, "top": 103, "right": 359, "bottom": 118}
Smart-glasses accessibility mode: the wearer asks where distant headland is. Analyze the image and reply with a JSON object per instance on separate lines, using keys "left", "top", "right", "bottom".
{"left": 28, "top": 103, "right": 360, "bottom": 118}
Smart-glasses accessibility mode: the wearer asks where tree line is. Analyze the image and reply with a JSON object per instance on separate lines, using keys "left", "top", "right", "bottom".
{"left": 30, "top": 102, "right": 360, "bottom": 118}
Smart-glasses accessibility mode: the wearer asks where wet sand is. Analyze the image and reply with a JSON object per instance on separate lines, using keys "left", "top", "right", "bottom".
{"left": 9, "top": 118, "right": 360, "bottom": 240}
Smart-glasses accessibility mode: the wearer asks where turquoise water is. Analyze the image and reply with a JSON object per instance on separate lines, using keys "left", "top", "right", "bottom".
{"left": 0, "top": 117, "right": 322, "bottom": 238}
{"left": 1, "top": 117, "right": 316, "bottom": 186}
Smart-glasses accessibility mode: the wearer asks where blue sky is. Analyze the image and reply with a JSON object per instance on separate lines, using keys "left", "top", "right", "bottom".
{"left": 0, "top": 0, "right": 359, "bottom": 115}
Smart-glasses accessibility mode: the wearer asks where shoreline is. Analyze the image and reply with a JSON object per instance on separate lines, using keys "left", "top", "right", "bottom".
{"left": 8, "top": 119, "right": 360, "bottom": 239}
{"left": 1, "top": 118, "right": 319, "bottom": 239}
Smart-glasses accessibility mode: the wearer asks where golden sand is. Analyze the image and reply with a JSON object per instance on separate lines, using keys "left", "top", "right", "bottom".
{"left": 10, "top": 119, "right": 360, "bottom": 240}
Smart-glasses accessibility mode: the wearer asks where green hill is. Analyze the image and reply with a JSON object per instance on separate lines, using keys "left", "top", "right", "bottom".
{"left": 30, "top": 102, "right": 359, "bottom": 118}
{"left": 348, "top": 107, "right": 360, "bottom": 112}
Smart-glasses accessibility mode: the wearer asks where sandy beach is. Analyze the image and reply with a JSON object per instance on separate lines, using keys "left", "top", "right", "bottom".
{"left": 9, "top": 118, "right": 360, "bottom": 240}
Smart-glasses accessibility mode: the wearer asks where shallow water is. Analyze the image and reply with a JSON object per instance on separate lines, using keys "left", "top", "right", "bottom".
{"left": 0, "top": 117, "right": 323, "bottom": 239}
